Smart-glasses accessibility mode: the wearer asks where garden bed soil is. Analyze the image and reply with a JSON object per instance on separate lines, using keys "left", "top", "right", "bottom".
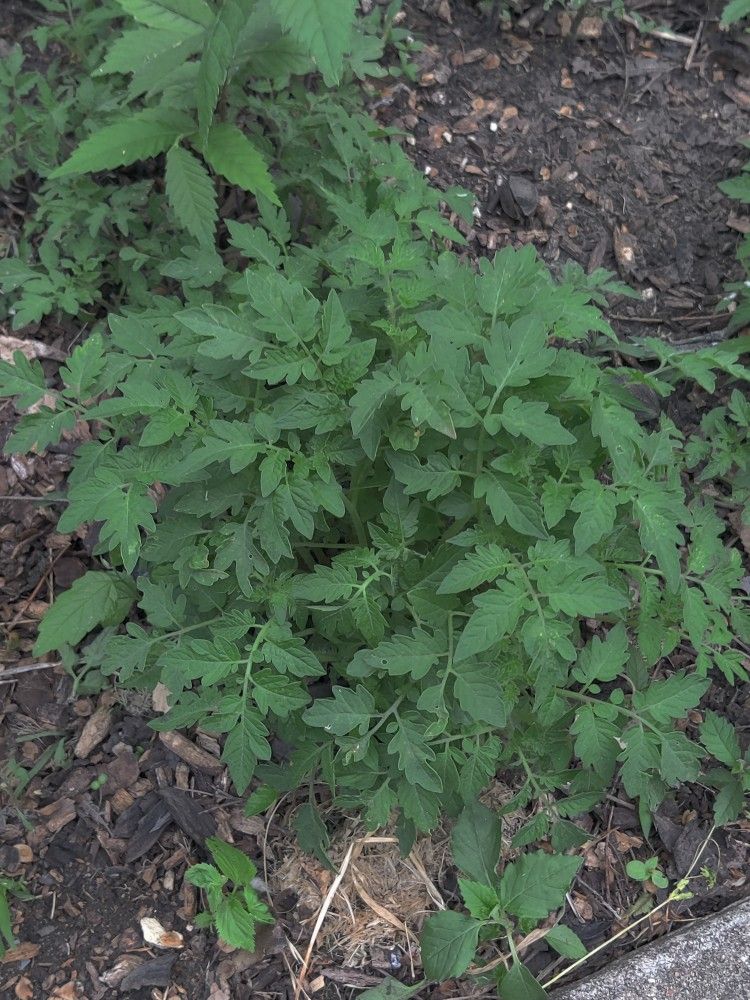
{"left": 1, "top": 2, "right": 750, "bottom": 999}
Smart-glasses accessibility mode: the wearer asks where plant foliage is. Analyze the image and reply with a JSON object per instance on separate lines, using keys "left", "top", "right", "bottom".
{"left": 1, "top": 1, "right": 749, "bottom": 995}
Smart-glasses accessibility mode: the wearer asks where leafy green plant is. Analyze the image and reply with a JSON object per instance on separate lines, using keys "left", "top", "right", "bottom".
{"left": 1, "top": 2, "right": 749, "bottom": 995}
{"left": 626, "top": 856, "right": 668, "bottom": 889}
{"left": 0, "top": 876, "right": 33, "bottom": 959}
{"left": 185, "top": 836, "right": 273, "bottom": 949}
{"left": 420, "top": 801, "right": 585, "bottom": 995}
{"left": 2, "top": 88, "right": 748, "bottom": 848}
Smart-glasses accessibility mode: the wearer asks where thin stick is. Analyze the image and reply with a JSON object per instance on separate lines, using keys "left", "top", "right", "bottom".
{"left": 621, "top": 14, "right": 695, "bottom": 46}
{"left": 294, "top": 840, "right": 357, "bottom": 1000}
{"left": 0, "top": 661, "right": 62, "bottom": 683}
{"left": 542, "top": 824, "right": 717, "bottom": 990}
{"left": 9, "top": 546, "right": 69, "bottom": 630}
{"left": 685, "top": 19, "right": 704, "bottom": 71}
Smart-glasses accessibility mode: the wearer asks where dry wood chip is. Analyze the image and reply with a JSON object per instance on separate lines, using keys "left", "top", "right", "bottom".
{"left": 28, "top": 797, "right": 76, "bottom": 848}
{"left": 14, "top": 977, "right": 33, "bottom": 1000}
{"left": 74, "top": 706, "right": 112, "bottom": 758}
{"left": 159, "top": 787, "right": 217, "bottom": 844}
{"left": 0, "top": 943, "right": 40, "bottom": 964}
{"left": 140, "top": 917, "right": 184, "bottom": 950}
{"left": 158, "top": 731, "right": 223, "bottom": 775}
{"left": 120, "top": 953, "right": 177, "bottom": 992}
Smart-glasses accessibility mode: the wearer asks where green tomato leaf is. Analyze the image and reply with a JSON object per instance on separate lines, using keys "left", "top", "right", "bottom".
{"left": 420, "top": 910, "right": 481, "bottom": 981}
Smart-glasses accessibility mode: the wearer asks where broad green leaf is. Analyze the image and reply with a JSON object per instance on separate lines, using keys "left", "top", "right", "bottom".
{"left": 438, "top": 543, "right": 512, "bottom": 595}
{"left": 570, "top": 707, "right": 619, "bottom": 779}
{"left": 499, "top": 852, "right": 581, "bottom": 920}
{"left": 387, "top": 451, "right": 461, "bottom": 501}
{"left": 572, "top": 624, "right": 629, "bottom": 685}
{"left": 420, "top": 910, "right": 480, "bottom": 981}
{"left": 260, "top": 625, "right": 324, "bottom": 677}
{"left": 458, "top": 878, "right": 499, "bottom": 920}
{"left": 252, "top": 670, "right": 309, "bottom": 717}
{"left": 303, "top": 685, "right": 375, "bottom": 736}
{"left": 713, "top": 780, "right": 745, "bottom": 825}
{"left": 206, "top": 836, "right": 257, "bottom": 886}
{"left": 571, "top": 480, "right": 618, "bottom": 554}
{"left": 117, "top": 0, "right": 214, "bottom": 32}
{"left": 545, "top": 924, "right": 587, "bottom": 960}
{"left": 294, "top": 801, "right": 332, "bottom": 868}
{"left": 451, "top": 800, "right": 502, "bottom": 886}
{"left": 633, "top": 673, "right": 710, "bottom": 725}
{"left": 58, "top": 470, "right": 156, "bottom": 572}
{"left": 214, "top": 894, "right": 257, "bottom": 950}
{"left": 499, "top": 396, "right": 575, "bottom": 446}
{"left": 659, "top": 730, "right": 702, "bottom": 786}
{"left": 499, "top": 962, "right": 546, "bottom": 1000}
{"left": 244, "top": 786, "right": 278, "bottom": 816}
{"left": 454, "top": 583, "right": 527, "bottom": 662}
{"left": 348, "top": 630, "right": 442, "bottom": 680}
{"left": 61, "top": 332, "right": 106, "bottom": 397}
{"left": 269, "top": 0, "right": 356, "bottom": 85}
{"left": 49, "top": 109, "right": 193, "bottom": 178}
{"left": 203, "top": 123, "right": 279, "bottom": 204}
{"left": 178, "top": 304, "right": 261, "bottom": 360}
{"left": 35, "top": 572, "right": 136, "bottom": 655}
{"left": 357, "top": 977, "right": 425, "bottom": 1000}
{"left": 387, "top": 718, "right": 442, "bottom": 792}
{"left": 184, "top": 863, "right": 226, "bottom": 891}
{"left": 222, "top": 707, "right": 270, "bottom": 793}
{"left": 633, "top": 487, "right": 687, "bottom": 592}
{"left": 721, "top": 0, "right": 750, "bottom": 25}
{"left": 0, "top": 351, "right": 47, "bottom": 410}
{"left": 700, "top": 711, "right": 741, "bottom": 766}
{"left": 5, "top": 409, "right": 76, "bottom": 454}
{"left": 474, "top": 471, "right": 546, "bottom": 539}
{"left": 196, "top": 0, "right": 253, "bottom": 142}
{"left": 165, "top": 144, "right": 217, "bottom": 244}
{"left": 453, "top": 663, "right": 507, "bottom": 727}
{"left": 482, "top": 313, "right": 556, "bottom": 392}
{"left": 538, "top": 571, "right": 627, "bottom": 618}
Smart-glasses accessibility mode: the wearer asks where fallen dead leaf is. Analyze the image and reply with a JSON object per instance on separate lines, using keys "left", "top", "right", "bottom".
{"left": 140, "top": 917, "right": 184, "bottom": 950}
{"left": 579, "top": 16, "right": 604, "bottom": 38}
{"left": 74, "top": 705, "right": 112, "bottom": 758}
{"left": 561, "top": 67, "right": 574, "bottom": 89}
{"left": 100, "top": 955, "right": 144, "bottom": 987}
{"left": 612, "top": 830, "right": 643, "bottom": 852}
{"left": 14, "top": 977, "right": 33, "bottom": 1000}
{"left": 50, "top": 983, "right": 78, "bottom": 999}
{"left": 0, "top": 334, "right": 65, "bottom": 363}
{"left": 613, "top": 224, "right": 638, "bottom": 275}
{"left": 482, "top": 53, "right": 500, "bottom": 70}
{"left": 151, "top": 682, "right": 171, "bottom": 713}
{"left": 727, "top": 212, "right": 750, "bottom": 234}
{"left": 1, "top": 943, "right": 41, "bottom": 965}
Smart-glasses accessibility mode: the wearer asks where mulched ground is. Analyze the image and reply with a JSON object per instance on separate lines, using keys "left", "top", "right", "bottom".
{"left": 1, "top": 2, "right": 749, "bottom": 999}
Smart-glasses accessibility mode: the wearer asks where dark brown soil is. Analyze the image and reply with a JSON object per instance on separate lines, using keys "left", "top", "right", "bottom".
{"left": 1, "top": 3, "right": 749, "bottom": 999}
{"left": 371, "top": 0, "right": 750, "bottom": 342}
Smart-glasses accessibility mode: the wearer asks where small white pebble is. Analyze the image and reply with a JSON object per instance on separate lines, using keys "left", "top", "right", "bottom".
{"left": 424, "top": 165, "right": 432, "bottom": 175}
{"left": 442, "top": 130, "right": 453, "bottom": 143}
{"left": 406, "top": 135, "right": 416, "bottom": 145}
{"left": 641, "top": 287, "right": 656, "bottom": 301}
{"left": 489, "top": 121, "right": 498, "bottom": 132}
{"left": 473, "top": 206, "right": 482, "bottom": 219}
{"left": 459, "top": 156, "right": 468, "bottom": 169}
{"left": 565, "top": 201, "right": 573, "bottom": 210}
{"left": 566, "top": 171, "right": 578, "bottom": 182}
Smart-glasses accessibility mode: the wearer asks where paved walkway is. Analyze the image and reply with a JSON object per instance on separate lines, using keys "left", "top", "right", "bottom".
{"left": 551, "top": 897, "right": 750, "bottom": 1000}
